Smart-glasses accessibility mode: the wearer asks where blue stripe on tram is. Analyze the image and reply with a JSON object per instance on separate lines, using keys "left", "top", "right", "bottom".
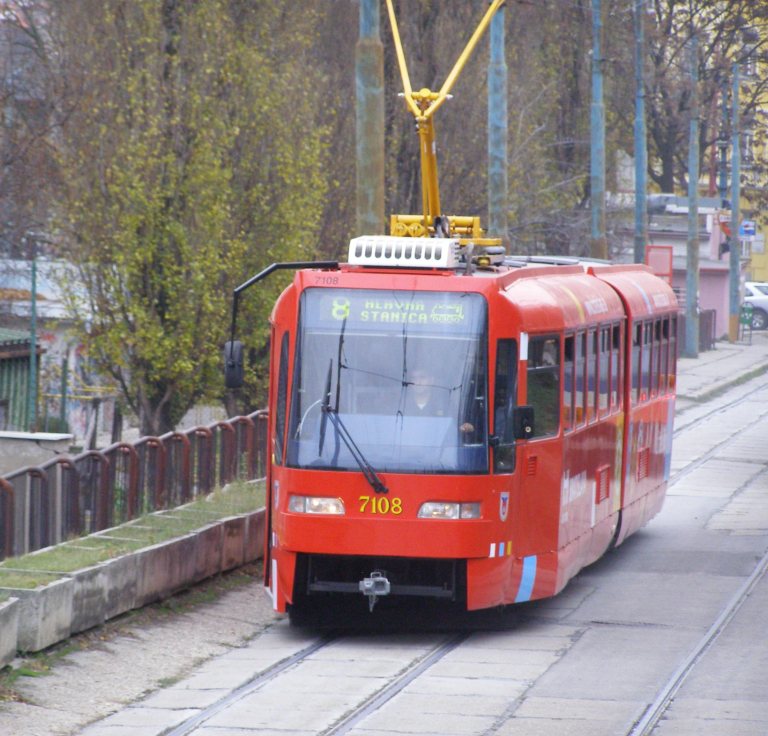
{"left": 515, "top": 555, "right": 537, "bottom": 603}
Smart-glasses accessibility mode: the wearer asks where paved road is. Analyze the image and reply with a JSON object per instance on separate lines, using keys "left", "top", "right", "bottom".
{"left": 76, "top": 358, "right": 768, "bottom": 736}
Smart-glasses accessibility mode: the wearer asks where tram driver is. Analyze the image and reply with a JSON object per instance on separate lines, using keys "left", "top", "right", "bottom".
{"left": 405, "top": 367, "right": 474, "bottom": 434}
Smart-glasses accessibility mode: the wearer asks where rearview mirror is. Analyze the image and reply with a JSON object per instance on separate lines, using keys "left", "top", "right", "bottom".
{"left": 512, "top": 405, "right": 534, "bottom": 441}
{"left": 224, "top": 341, "right": 244, "bottom": 389}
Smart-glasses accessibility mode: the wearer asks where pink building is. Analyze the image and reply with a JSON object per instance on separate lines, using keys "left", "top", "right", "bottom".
{"left": 619, "top": 195, "right": 748, "bottom": 342}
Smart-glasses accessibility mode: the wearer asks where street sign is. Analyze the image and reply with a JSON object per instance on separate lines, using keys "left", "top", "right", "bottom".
{"left": 740, "top": 220, "right": 756, "bottom": 239}
{"left": 717, "top": 211, "right": 732, "bottom": 237}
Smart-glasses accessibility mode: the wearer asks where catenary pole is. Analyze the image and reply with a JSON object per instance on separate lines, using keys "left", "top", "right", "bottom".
{"left": 729, "top": 62, "right": 741, "bottom": 342}
{"left": 633, "top": 0, "right": 648, "bottom": 264}
{"left": 590, "top": 0, "right": 607, "bottom": 260}
{"left": 356, "top": 0, "right": 385, "bottom": 236}
{"left": 684, "top": 35, "right": 699, "bottom": 358}
{"left": 488, "top": 6, "right": 508, "bottom": 247}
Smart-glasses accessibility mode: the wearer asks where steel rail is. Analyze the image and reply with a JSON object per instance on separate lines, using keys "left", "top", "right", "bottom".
{"left": 164, "top": 635, "right": 335, "bottom": 736}
{"left": 665, "top": 373, "right": 768, "bottom": 488}
{"left": 628, "top": 542, "right": 768, "bottom": 736}
{"left": 627, "top": 377, "right": 768, "bottom": 735}
{"left": 667, "top": 408, "right": 768, "bottom": 487}
{"left": 164, "top": 632, "right": 466, "bottom": 736}
{"left": 672, "top": 374, "right": 768, "bottom": 438}
{"left": 323, "top": 633, "right": 468, "bottom": 736}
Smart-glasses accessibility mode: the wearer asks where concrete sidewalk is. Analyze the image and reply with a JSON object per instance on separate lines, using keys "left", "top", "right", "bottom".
{"left": 675, "top": 331, "right": 768, "bottom": 412}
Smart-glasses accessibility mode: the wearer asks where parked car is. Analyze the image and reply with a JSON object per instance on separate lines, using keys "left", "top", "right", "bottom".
{"left": 744, "top": 281, "right": 768, "bottom": 330}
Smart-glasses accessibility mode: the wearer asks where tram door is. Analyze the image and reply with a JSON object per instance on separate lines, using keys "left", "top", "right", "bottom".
{"left": 491, "top": 336, "right": 519, "bottom": 565}
{"left": 516, "top": 333, "right": 563, "bottom": 558}
{"left": 264, "top": 327, "right": 290, "bottom": 591}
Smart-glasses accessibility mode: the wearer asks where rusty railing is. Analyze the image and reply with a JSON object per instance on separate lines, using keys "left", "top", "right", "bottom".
{"left": 0, "top": 410, "right": 269, "bottom": 561}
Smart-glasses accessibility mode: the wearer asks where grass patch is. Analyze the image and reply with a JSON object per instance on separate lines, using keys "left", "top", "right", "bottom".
{"left": 72, "top": 536, "right": 146, "bottom": 554}
{"left": 189, "top": 479, "right": 266, "bottom": 518}
{"left": 0, "top": 538, "right": 146, "bottom": 575}
{"left": 157, "top": 675, "right": 182, "bottom": 688}
{"left": 1, "top": 545, "right": 107, "bottom": 573}
{"left": 0, "top": 592, "right": 9, "bottom": 604}
{"left": 0, "top": 479, "right": 266, "bottom": 579}
{"left": 0, "top": 570, "right": 62, "bottom": 590}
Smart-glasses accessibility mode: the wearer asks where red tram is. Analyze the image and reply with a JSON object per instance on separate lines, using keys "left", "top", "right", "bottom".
{"left": 227, "top": 245, "right": 677, "bottom": 616}
{"left": 223, "top": 0, "right": 677, "bottom": 618}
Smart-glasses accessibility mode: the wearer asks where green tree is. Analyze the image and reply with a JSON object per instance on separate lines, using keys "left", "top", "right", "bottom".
{"left": 56, "top": 0, "right": 326, "bottom": 434}
{"left": 639, "top": 0, "right": 768, "bottom": 194}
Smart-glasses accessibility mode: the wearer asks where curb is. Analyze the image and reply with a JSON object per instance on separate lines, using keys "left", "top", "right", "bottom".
{"left": 0, "top": 508, "right": 265, "bottom": 653}
{"left": 677, "top": 360, "right": 768, "bottom": 406}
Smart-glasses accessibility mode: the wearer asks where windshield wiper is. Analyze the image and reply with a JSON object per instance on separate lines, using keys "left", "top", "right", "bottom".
{"left": 319, "top": 358, "right": 388, "bottom": 495}
{"left": 326, "top": 411, "right": 389, "bottom": 494}
{"left": 318, "top": 359, "right": 333, "bottom": 455}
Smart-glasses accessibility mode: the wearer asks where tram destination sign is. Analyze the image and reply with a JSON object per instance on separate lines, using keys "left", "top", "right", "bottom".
{"left": 305, "top": 288, "right": 486, "bottom": 335}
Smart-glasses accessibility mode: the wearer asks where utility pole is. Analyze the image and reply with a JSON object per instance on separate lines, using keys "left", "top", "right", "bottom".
{"left": 356, "top": 0, "right": 385, "bottom": 236}
{"left": 59, "top": 355, "right": 68, "bottom": 432}
{"left": 488, "top": 6, "right": 508, "bottom": 247}
{"left": 684, "top": 35, "right": 699, "bottom": 358}
{"left": 590, "top": 0, "right": 607, "bottom": 260}
{"left": 633, "top": 0, "right": 647, "bottom": 264}
{"left": 27, "top": 242, "right": 37, "bottom": 431}
{"left": 729, "top": 62, "right": 741, "bottom": 342}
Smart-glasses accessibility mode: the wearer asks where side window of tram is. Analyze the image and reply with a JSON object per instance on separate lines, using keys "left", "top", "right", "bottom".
{"left": 274, "top": 332, "right": 290, "bottom": 466}
{"left": 563, "top": 335, "right": 574, "bottom": 432}
{"left": 611, "top": 323, "right": 621, "bottom": 411}
{"left": 527, "top": 337, "right": 560, "bottom": 439}
{"left": 668, "top": 315, "right": 678, "bottom": 391}
{"left": 575, "top": 331, "right": 586, "bottom": 424}
{"left": 653, "top": 319, "right": 663, "bottom": 397}
{"left": 493, "top": 338, "right": 518, "bottom": 473}
{"left": 631, "top": 323, "right": 641, "bottom": 405}
{"left": 598, "top": 326, "right": 610, "bottom": 418}
{"left": 661, "top": 317, "right": 670, "bottom": 395}
{"left": 587, "top": 328, "right": 597, "bottom": 422}
{"left": 641, "top": 321, "right": 652, "bottom": 401}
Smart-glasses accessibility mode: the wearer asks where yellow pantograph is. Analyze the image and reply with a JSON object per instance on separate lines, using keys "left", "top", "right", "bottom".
{"left": 385, "top": 0, "right": 504, "bottom": 247}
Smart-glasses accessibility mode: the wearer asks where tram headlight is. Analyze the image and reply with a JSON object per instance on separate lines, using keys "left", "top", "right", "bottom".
{"left": 288, "top": 495, "right": 345, "bottom": 515}
{"left": 418, "top": 502, "right": 481, "bottom": 519}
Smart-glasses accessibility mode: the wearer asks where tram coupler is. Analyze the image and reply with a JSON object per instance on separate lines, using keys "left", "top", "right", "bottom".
{"left": 359, "top": 571, "right": 390, "bottom": 611}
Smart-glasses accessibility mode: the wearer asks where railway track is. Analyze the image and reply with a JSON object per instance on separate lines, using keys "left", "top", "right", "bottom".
{"left": 628, "top": 543, "right": 768, "bottom": 736}
{"left": 672, "top": 374, "right": 768, "bottom": 438}
{"left": 165, "top": 635, "right": 335, "bottom": 736}
{"left": 164, "top": 632, "right": 469, "bottom": 736}
{"left": 81, "top": 371, "right": 768, "bottom": 736}
{"left": 624, "top": 376, "right": 768, "bottom": 735}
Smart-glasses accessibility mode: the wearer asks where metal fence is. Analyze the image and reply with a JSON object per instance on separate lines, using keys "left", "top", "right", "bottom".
{"left": 0, "top": 409, "right": 268, "bottom": 561}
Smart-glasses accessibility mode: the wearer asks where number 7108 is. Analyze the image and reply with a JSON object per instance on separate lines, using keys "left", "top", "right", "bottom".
{"left": 359, "top": 496, "right": 402, "bottom": 515}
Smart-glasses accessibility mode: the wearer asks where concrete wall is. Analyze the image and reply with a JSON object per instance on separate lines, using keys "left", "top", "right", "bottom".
{"left": 0, "top": 432, "right": 73, "bottom": 476}
{"left": 0, "top": 507, "right": 265, "bottom": 653}
{"left": 0, "top": 597, "right": 19, "bottom": 667}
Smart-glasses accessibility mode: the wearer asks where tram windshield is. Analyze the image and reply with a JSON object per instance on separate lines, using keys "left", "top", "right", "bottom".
{"left": 286, "top": 288, "right": 488, "bottom": 474}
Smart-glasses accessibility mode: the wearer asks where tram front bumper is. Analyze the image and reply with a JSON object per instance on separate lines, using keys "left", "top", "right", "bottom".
{"left": 279, "top": 515, "right": 494, "bottom": 560}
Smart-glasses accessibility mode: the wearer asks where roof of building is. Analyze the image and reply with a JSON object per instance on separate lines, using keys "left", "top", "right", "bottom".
{"left": 0, "top": 327, "right": 30, "bottom": 346}
{"left": 0, "top": 259, "right": 79, "bottom": 320}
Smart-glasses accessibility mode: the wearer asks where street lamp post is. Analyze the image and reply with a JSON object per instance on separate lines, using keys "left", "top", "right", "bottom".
{"left": 728, "top": 62, "right": 741, "bottom": 343}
